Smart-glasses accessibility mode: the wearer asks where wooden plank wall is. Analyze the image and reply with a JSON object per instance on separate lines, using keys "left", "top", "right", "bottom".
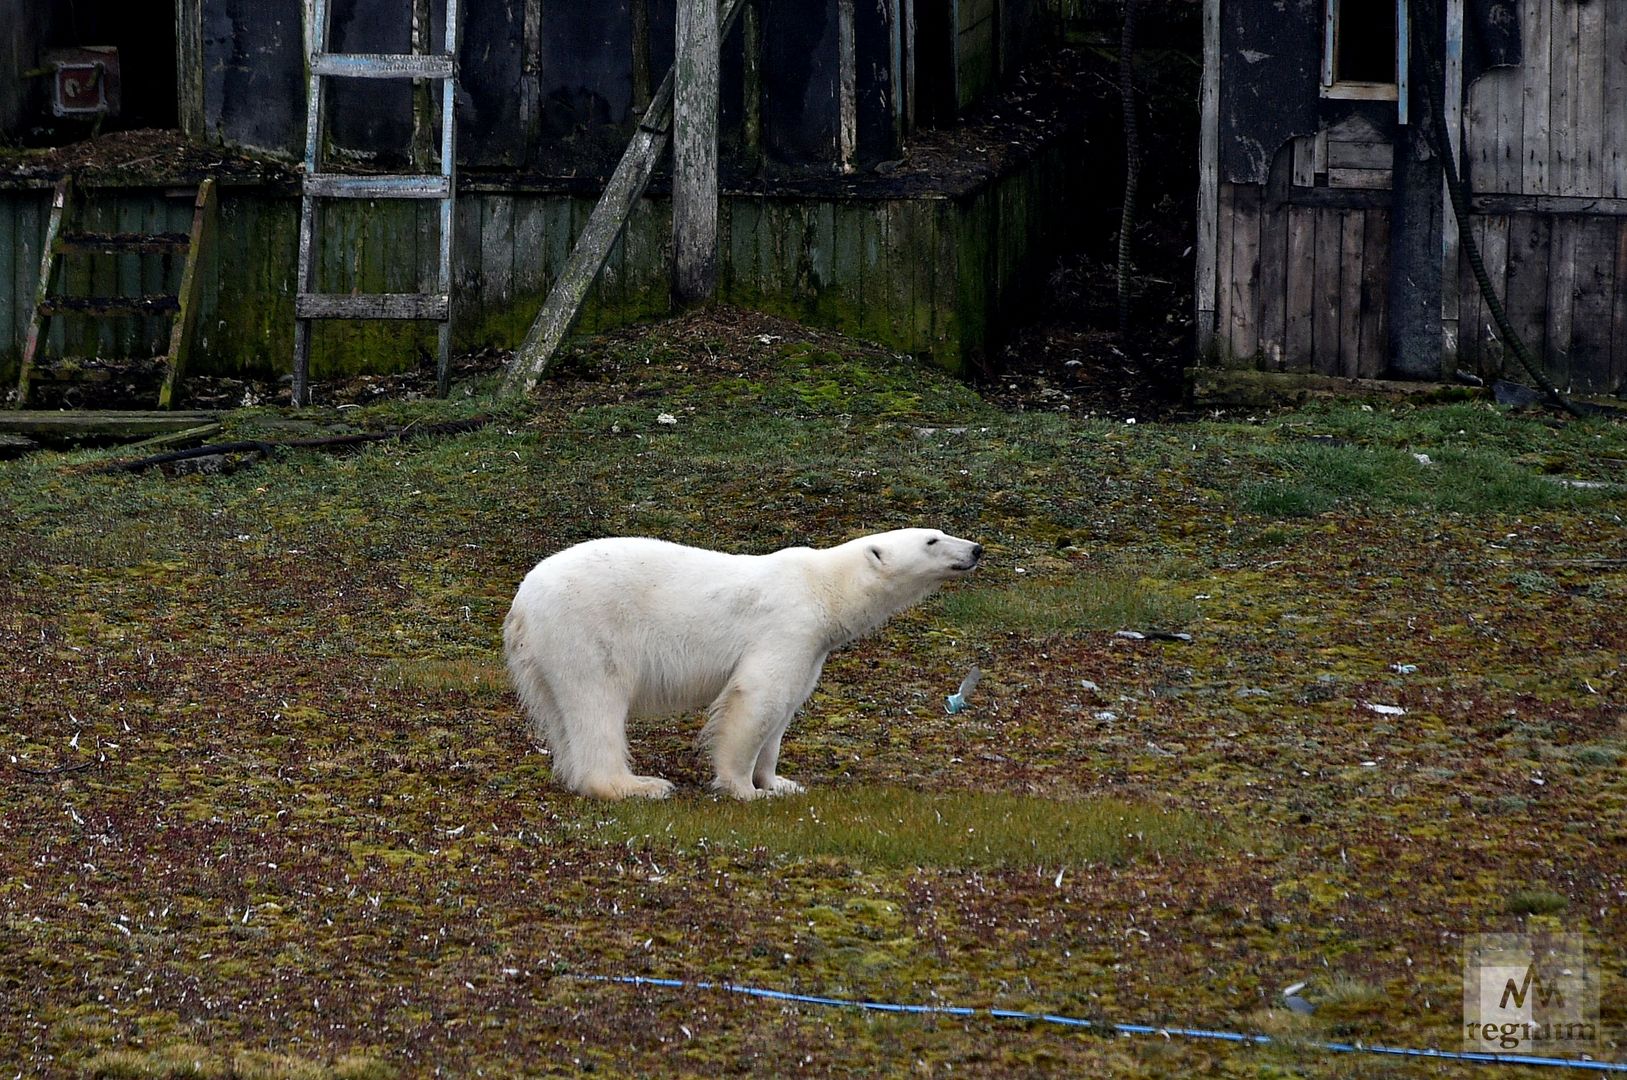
{"left": 1215, "top": 180, "right": 1390, "bottom": 377}
{"left": 1451, "top": 0, "right": 1627, "bottom": 392}
{"left": 0, "top": 162, "right": 1071, "bottom": 381}
{"left": 1464, "top": 0, "right": 1625, "bottom": 198}
{"left": 1213, "top": 0, "right": 1627, "bottom": 393}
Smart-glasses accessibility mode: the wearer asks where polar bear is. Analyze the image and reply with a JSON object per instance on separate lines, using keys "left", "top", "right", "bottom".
{"left": 503, "top": 528, "right": 983, "bottom": 800}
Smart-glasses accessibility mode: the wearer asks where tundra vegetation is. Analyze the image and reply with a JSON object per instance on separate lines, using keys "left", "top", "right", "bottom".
{"left": 2, "top": 312, "right": 1623, "bottom": 1077}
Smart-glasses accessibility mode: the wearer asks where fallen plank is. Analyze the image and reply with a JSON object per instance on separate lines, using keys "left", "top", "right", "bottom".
{"left": 93, "top": 416, "right": 493, "bottom": 474}
{"left": 0, "top": 410, "right": 222, "bottom": 440}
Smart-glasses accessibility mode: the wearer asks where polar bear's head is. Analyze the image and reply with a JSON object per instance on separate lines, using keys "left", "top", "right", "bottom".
{"left": 859, "top": 528, "right": 984, "bottom": 585}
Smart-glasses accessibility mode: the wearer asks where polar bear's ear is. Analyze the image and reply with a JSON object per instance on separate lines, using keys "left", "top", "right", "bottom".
{"left": 868, "top": 545, "right": 885, "bottom": 566}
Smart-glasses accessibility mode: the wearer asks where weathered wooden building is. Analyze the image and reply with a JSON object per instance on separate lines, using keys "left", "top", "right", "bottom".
{"left": 1197, "top": 0, "right": 1627, "bottom": 396}
{"left": 0, "top": 0, "right": 1082, "bottom": 387}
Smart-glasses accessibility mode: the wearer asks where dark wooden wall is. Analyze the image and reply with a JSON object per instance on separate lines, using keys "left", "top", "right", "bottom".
{"left": 1209, "top": 0, "right": 1627, "bottom": 395}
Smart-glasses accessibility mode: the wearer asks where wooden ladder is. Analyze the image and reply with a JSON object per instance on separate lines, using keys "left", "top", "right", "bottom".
{"left": 293, "top": 0, "right": 462, "bottom": 407}
{"left": 14, "top": 176, "right": 218, "bottom": 410}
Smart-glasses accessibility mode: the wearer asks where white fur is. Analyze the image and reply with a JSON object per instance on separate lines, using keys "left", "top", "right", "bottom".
{"left": 503, "top": 528, "right": 982, "bottom": 800}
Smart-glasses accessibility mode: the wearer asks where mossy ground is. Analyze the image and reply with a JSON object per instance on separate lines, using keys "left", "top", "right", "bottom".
{"left": 3, "top": 311, "right": 1624, "bottom": 1077}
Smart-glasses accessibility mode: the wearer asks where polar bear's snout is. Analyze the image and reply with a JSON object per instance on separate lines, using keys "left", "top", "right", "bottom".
{"left": 952, "top": 542, "right": 985, "bottom": 572}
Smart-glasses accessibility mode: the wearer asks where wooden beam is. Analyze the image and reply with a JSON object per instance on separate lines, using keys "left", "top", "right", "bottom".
{"left": 1441, "top": 0, "right": 1463, "bottom": 359}
{"left": 503, "top": 0, "right": 747, "bottom": 396}
{"left": 837, "top": 0, "right": 858, "bottom": 172}
{"left": 295, "top": 293, "right": 451, "bottom": 320}
{"left": 1194, "top": 0, "right": 1220, "bottom": 353}
{"left": 0, "top": 410, "right": 221, "bottom": 440}
{"left": 16, "top": 179, "right": 70, "bottom": 407}
{"left": 673, "top": 0, "right": 721, "bottom": 306}
{"left": 175, "top": 0, "right": 206, "bottom": 138}
{"left": 159, "top": 178, "right": 217, "bottom": 410}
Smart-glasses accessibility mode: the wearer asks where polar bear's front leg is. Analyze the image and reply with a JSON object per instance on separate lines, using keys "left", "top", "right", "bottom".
{"left": 705, "top": 655, "right": 822, "bottom": 800}
{"left": 752, "top": 724, "right": 805, "bottom": 797}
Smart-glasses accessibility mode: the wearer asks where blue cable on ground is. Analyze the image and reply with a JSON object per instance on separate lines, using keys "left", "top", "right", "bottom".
{"left": 581, "top": 974, "right": 1625, "bottom": 1073}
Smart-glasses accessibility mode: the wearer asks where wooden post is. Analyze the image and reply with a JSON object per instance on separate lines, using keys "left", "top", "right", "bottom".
{"left": 673, "top": 0, "right": 721, "bottom": 305}
{"left": 1388, "top": 0, "right": 1443, "bottom": 379}
{"left": 1440, "top": 0, "right": 1463, "bottom": 361}
{"left": 175, "top": 0, "right": 205, "bottom": 138}
{"left": 411, "top": 0, "right": 436, "bottom": 171}
{"left": 837, "top": 0, "right": 858, "bottom": 172}
{"left": 1194, "top": 0, "right": 1220, "bottom": 354}
{"left": 632, "top": 0, "right": 653, "bottom": 115}
{"left": 743, "top": 0, "right": 763, "bottom": 168}
{"left": 503, "top": 0, "right": 747, "bottom": 395}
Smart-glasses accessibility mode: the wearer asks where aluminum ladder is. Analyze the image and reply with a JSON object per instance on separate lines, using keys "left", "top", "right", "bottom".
{"left": 293, "top": 0, "right": 461, "bottom": 407}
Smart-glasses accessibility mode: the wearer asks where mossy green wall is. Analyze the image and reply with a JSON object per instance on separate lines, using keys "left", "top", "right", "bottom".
{"left": 0, "top": 142, "right": 1072, "bottom": 383}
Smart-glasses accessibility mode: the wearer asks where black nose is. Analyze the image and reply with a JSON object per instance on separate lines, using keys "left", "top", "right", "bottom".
{"left": 971, "top": 544, "right": 984, "bottom": 561}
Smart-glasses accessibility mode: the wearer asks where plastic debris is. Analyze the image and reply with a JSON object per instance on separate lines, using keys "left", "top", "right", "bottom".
{"left": 945, "top": 666, "right": 982, "bottom": 715}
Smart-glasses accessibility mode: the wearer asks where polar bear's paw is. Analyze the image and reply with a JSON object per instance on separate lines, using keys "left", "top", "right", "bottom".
{"left": 584, "top": 774, "right": 675, "bottom": 800}
{"left": 757, "top": 776, "right": 806, "bottom": 797}
{"left": 711, "top": 776, "right": 768, "bottom": 801}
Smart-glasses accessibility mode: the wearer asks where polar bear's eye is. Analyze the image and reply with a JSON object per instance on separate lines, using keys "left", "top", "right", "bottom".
{"left": 926, "top": 538, "right": 939, "bottom": 546}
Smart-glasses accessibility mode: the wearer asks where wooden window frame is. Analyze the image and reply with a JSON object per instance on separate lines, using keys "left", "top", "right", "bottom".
{"left": 1321, "top": 0, "right": 1407, "bottom": 115}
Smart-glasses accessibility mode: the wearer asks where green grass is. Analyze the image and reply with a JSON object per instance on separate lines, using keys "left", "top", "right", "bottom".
{"left": 1237, "top": 440, "right": 1606, "bottom": 517}
{"left": 588, "top": 787, "right": 1218, "bottom": 869}
{"left": 1504, "top": 888, "right": 1570, "bottom": 916}
{"left": 937, "top": 574, "right": 1197, "bottom": 634}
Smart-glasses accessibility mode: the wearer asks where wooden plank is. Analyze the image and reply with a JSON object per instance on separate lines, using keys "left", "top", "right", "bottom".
{"left": 1358, "top": 209, "right": 1389, "bottom": 379}
{"left": 1457, "top": 215, "right": 1486, "bottom": 368}
{"left": 295, "top": 293, "right": 450, "bottom": 320}
{"left": 1613, "top": 219, "right": 1627, "bottom": 393}
{"left": 1227, "top": 185, "right": 1262, "bottom": 366}
{"left": 17, "top": 180, "right": 68, "bottom": 405}
{"left": 160, "top": 179, "right": 217, "bottom": 409}
{"left": 1312, "top": 208, "right": 1342, "bottom": 375}
{"left": 1521, "top": 0, "right": 1551, "bottom": 194}
{"left": 1608, "top": 0, "right": 1627, "bottom": 199}
{"left": 57, "top": 232, "right": 190, "bottom": 255}
{"left": 435, "top": 0, "right": 461, "bottom": 397}
{"left": 1471, "top": 193, "right": 1627, "bottom": 215}
{"left": 175, "top": 0, "right": 205, "bottom": 137}
{"left": 673, "top": 0, "right": 721, "bottom": 304}
{"left": 481, "top": 193, "right": 515, "bottom": 319}
{"left": 1543, "top": 216, "right": 1576, "bottom": 389}
{"left": 303, "top": 174, "right": 450, "bottom": 199}
{"left": 1214, "top": 182, "right": 1234, "bottom": 361}
{"left": 1442, "top": 0, "right": 1464, "bottom": 358}
{"left": 1291, "top": 136, "right": 1318, "bottom": 188}
{"left": 837, "top": 0, "right": 857, "bottom": 171}
{"left": 1547, "top": 0, "right": 1576, "bottom": 194}
{"left": 15, "top": 193, "right": 43, "bottom": 381}
{"left": 1569, "top": 216, "right": 1616, "bottom": 393}
{"left": 1194, "top": 0, "right": 1219, "bottom": 350}
{"left": 510, "top": 196, "right": 549, "bottom": 299}
{"left": 0, "top": 200, "right": 14, "bottom": 361}
{"left": 1574, "top": 0, "right": 1605, "bottom": 197}
{"left": 1256, "top": 196, "right": 1289, "bottom": 370}
{"left": 1328, "top": 168, "right": 1393, "bottom": 190}
{"left": 504, "top": 0, "right": 747, "bottom": 393}
{"left": 1478, "top": 214, "right": 1511, "bottom": 375}
{"left": 1327, "top": 140, "right": 1392, "bottom": 170}
{"left": 1504, "top": 212, "right": 1552, "bottom": 372}
{"left": 1284, "top": 204, "right": 1316, "bottom": 372}
{"left": 310, "top": 52, "right": 455, "bottom": 79}
{"left": 1466, "top": 55, "right": 1497, "bottom": 192}
{"left": 40, "top": 296, "right": 180, "bottom": 317}
{"left": 1338, "top": 209, "right": 1364, "bottom": 378}
{"left": 1495, "top": 48, "right": 1524, "bottom": 195}
{"left": 0, "top": 410, "right": 219, "bottom": 438}
{"left": 291, "top": 0, "right": 333, "bottom": 407}
{"left": 87, "top": 198, "right": 119, "bottom": 359}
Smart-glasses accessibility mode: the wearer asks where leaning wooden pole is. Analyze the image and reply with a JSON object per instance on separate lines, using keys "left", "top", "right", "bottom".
{"left": 502, "top": 0, "right": 745, "bottom": 396}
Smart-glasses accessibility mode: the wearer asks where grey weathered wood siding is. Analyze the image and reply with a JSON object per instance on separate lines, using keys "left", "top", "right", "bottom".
{"left": 1209, "top": 0, "right": 1627, "bottom": 394}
